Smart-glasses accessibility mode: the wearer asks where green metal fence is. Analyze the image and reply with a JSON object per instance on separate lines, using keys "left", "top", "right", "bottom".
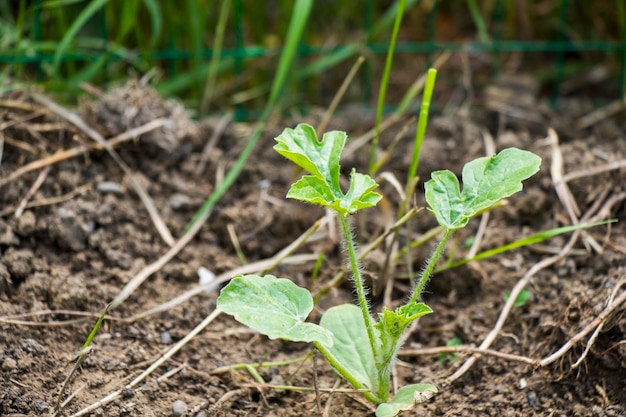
{"left": 1, "top": 0, "right": 624, "bottom": 120}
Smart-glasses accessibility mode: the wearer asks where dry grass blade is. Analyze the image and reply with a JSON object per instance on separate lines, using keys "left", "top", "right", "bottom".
{"left": 570, "top": 279, "right": 626, "bottom": 368}
{"left": 0, "top": 118, "right": 167, "bottom": 189}
{"left": 540, "top": 280, "right": 626, "bottom": 368}
{"left": 14, "top": 165, "right": 50, "bottom": 217}
{"left": 67, "top": 309, "right": 222, "bottom": 417}
{"left": 31, "top": 93, "right": 175, "bottom": 246}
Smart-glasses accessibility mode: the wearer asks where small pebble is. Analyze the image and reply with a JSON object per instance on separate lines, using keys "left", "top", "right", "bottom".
{"left": 2, "top": 357, "right": 17, "bottom": 370}
{"left": 33, "top": 400, "right": 49, "bottom": 412}
{"left": 160, "top": 331, "right": 173, "bottom": 344}
{"left": 168, "top": 193, "right": 192, "bottom": 210}
{"left": 527, "top": 391, "right": 537, "bottom": 408}
{"left": 16, "top": 211, "right": 37, "bottom": 236}
{"left": 198, "top": 267, "right": 218, "bottom": 294}
{"left": 172, "top": 399, "right": 188, "bottom": 416}
{"left": 194, "top": 412, "right": 207, "bottom": 417}
{"left": 96, "top": 181, "right": 124, "bottom": 194}
{"left": 519, "top": 378, "right": 527, "bottom": 389}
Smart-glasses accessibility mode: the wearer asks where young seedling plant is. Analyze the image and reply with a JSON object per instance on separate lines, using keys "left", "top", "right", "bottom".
{"left": 217, "top": 123, "right": 541, "bottom": 416}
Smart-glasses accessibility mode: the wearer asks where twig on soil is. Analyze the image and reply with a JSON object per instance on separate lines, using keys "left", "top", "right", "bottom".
{"left": 110, "top": 210, "right": 325, "bottom": 312}
{"left": 0, "top": 183, "right": 92, "bottom": 217}
{"left": 67, "top": 309, "right": 222, "bottom": 417}
{"left": 31, "top": 93, "right": 175, "bottom": 247}
{"left": 14, "top": 165, "right": 50, "bottom": 217}
{"left": 0, "top": 118, "right": 167, "bottom": 189}
{"left": 50, "top": 383, "right": 87, "bottom": 417}
{"left": 576, "top": 97, "right": 626, "bottom": 129}
{"left": 542, "top": 278, "right": 626, "bottom": 368}
{"left": 446, "top": 177, "right": 620, "bottom": 384}
{"left": 195, "top": 112, "right": 232, "bottom": 175}
{"left": 561, "top": 158, "right": 626, "bottom": 184}
{"left": 547, "top": 128, "right": 581, "bottom": 221}
{"left": 400, "top": 345, "right": 537, "bottom": 366}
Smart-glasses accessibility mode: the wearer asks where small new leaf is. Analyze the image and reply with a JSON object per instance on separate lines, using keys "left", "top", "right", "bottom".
{"left": 375, "top": 384, "right": 438, "bottom": 417}
{"left": 274, "top": 123, "right": 382, "bottom": 216}
{"left": 274, "top": 124, "right": 344, "bottom": 199}
{"left": 217, "top": 274, "right": 333, "bottom": 347}
{"left": 425, "top": 148, "right": 541, "bottom": 229}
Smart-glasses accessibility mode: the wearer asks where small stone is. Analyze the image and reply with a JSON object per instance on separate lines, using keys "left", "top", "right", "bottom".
{"left": 16, "top": 211, "right": 37, "bottom": 236}
{"left": 0, "top": 221, "right": 20, "bottom": 246}
{"left": 2, "top": 357, "right": 17, "bottom": 370}
{"left": 122, "top": 387, "right": 134, "bottom": 398}
{"left": 519, "top": 378, "right": 527, "bottom": 389}
{"left": 33, "top": 400, "right": 49, "bottom": 412}
{"left": 168, "top": 193, "right": 192, "bottom": 210}
{"left": 172, "top": 400, "right": 188, "bottom": 416}
{"left": 3, "top": 248, "right": 34, "bottom": 281}
{"left": 160, "top": 331, "right": 173, "bottom": 344}
{"left": 194, "top": 412, "right": 207, "bottom": 417}
{"left": 96, "top": 181, "right": 124, "bottom": 195}
{"left": 52, "top": 208, "right": 87, "bottom": 251}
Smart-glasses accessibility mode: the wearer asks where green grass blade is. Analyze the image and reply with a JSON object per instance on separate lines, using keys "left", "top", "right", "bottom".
{"left": 406, "top": 68, "right": 437, "bottom": 183}
{"left": 437, "top": 220, "right": 615, "bottom": 272}
{"left": 184, "top": 0, "right": 313, "bottom": 231}
{"left": 52, "top": 0, "right": 109, "bottom": 76}
{"left": 467, "top": 0, "right": 491, "bottom": 43}
{"left": 370, "top": 0, "right": 407, "bottom": 174}
{"left": 267, "top": 0, "right": 312, "bottom": 106}
{"left": 200, "top": 0, "right": 231, "bottom": 116}
{"left": 78, "top": 304, "right": 109, "bottom": 361}
{"left": 141, "top": 0, "right": 163, "bottom": 47}
{"left": 118, "top": 0, "right": 140, "bottom": 44}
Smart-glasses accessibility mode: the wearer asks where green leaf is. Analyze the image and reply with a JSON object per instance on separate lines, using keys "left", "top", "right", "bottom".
{"left": 274, "top": 123, "right": 382, "bottom": 215}
{"left": 274, "top": 124, "right": 345, "bottom": 197}
{"left": 376, "top": 303, "right": 432, "bottom": 343}
{"left": 375, "top": 384, "right": 438, "bottom": 417}
{"left": 286, "top": 175, "right": 336, "bottom": 206}
{"left": 217, "top": 274, "right": 333, "bottom": 347}
{"left": 504, "top": 289, "right": 532, "bottom": 308}
{"left": 339, "top": 169, "right": 382, "bottom": 213}
{"left": 438, "top": 337, "right": 463, "bottom": 363}
{"left": 425, "top": 148, "right": 541, "bottom": 229}
{"left": 319, "top": 304, "right": 379, "bottom": 392}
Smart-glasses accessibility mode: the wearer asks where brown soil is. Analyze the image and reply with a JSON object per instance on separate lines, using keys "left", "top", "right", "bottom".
{"left": 1, "top": 81, "right": 625, "bottom": 417}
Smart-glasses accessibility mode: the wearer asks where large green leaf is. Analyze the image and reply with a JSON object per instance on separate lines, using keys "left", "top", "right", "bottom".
{"left": 274, "top": 123, "right": 382, "bottom": 216}
{"left": 217, "top": 275, "right": 333, "bottom": 347}
{"left": 376, "top": 384, "right": 438, "bottom": 417}
{"left": 319, "top": 304, "right": 379, "bottom": 392}
{"left": 274, "top": 124, "right": 345, "bottom": 198}
{"left": 425, "top": 148, "right": 541, "bottom": 229}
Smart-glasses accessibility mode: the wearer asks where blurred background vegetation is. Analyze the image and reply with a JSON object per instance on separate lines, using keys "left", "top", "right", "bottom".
{"left": 1, "top": 0, "right": 624, "bottom": 119}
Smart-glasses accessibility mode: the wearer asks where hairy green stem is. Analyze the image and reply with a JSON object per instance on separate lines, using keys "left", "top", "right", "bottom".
{"left": 409, "top": 228, "right": 453, "bottom": 304}
{"left": 338, "top": 215, "right": 379, "bottom": 361}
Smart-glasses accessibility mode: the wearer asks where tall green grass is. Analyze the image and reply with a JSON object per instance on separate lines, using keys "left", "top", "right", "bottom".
{"left": 1, "top": 0, "right": 623, "bottom": 115}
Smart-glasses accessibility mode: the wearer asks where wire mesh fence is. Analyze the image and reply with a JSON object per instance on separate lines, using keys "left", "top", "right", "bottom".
{"left": 1, "top": 0, "right": 624, "bottom": 120}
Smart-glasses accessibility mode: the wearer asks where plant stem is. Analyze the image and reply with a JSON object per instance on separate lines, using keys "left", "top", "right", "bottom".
{"left": 409, "top": 228, "right": 453, "bottom": 304}
{"left": 314, "top": 342, "right": 382, "bottom": 404}
{"left": 338, "top": 214, "right": 378, "bottom": 358}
